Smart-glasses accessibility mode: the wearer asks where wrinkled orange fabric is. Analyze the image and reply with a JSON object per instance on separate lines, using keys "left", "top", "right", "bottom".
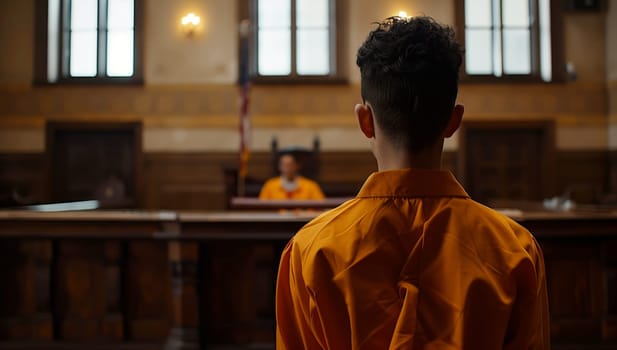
{"left": 276, "top": 169, "right": 550, "bottom": 350}
{"left": 260, "top": 176, "right": 325, "bottom": 200}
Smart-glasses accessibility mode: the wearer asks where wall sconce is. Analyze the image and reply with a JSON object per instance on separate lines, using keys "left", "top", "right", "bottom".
{"left": 181, "top": 12, "right": 201, "bottom": 37}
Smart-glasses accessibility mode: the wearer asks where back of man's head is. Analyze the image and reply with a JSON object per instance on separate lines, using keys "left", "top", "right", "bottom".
{"left": 356, "top": 16, "right": 463, "bottom": 153}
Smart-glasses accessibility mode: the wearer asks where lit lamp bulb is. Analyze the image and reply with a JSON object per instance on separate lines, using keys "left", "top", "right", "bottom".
{"left": 398, "top": 11, "right": 409, "bottom": 18}
{"left": 181, "top": 12, "right": 201, "bottom": 37}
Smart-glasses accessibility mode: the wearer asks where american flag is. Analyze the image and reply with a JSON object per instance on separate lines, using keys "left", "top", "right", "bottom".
{"left": 238, "top": 20, "right": 251, "bottom": 196}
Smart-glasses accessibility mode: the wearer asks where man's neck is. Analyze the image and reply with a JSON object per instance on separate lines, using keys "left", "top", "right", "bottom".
{"left": 375, "top": 142, "right": 443, "bottom": 171}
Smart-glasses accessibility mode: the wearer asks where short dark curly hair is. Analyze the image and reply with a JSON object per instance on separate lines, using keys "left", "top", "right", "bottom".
{"left": 356, "top": 16, "right": 463, "bottom": 153}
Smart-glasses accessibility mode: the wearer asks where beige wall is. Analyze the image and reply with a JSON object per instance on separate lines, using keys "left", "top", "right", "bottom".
{"left": 346, "top": 0, "right": 454, "bottom": 84}
{"left": 0, "top": 0, "right": 34, "bottom": 85}
{"left": 608, "top": 0, "right": 617, "bottom": 193}
{"left": 564, "top": 12, "right": 606, "bottom": 83}
{"left": 0, "top": 0, "right": 454, "bottom": 85}
{"left": 145, "top": 0, "right": 238, "bottom": 84}
{"left": 1, "top": 0, "right": 449, "bottom": 85}
{"left": 1, "top": 0, "right": 606, "bottom": 85}
{"left": 608, "top": 1, "right": 617, "bottom": 150}
{"left": 0, "top": 0, "right": 612, "bottom": 153}
{"left": 607, "top": 1, "right": 617, "bottom": 82}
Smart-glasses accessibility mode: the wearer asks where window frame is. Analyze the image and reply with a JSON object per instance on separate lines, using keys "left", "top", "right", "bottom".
{"left": 240, "top": 0, "right": 347, "bottom": 85}
{"left": 34, "top": 0, "right": 144, "bottom": 85}
{"left": 455, "top": 0, "right": 565, "bottom": 83}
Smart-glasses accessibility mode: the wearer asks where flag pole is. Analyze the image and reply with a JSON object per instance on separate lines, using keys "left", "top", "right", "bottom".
{"left": 237, "top": 19, "right": 251, "bottom": 197}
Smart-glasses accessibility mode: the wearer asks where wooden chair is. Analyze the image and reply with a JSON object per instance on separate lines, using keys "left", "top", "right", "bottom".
{"left": 270, "top": 136, "right": 320, "bottom": 181}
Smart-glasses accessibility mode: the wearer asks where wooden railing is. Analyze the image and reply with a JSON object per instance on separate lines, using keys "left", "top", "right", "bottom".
{"left": 0, "top": 209, "right": 616, "bottom": 349}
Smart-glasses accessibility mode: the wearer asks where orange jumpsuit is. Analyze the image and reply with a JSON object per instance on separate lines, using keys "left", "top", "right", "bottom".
{"left": 276, "top": 169, "right": 550, "bottom": 349}
{"left": 259, "top": 176, "right": 325, "bottom": 200}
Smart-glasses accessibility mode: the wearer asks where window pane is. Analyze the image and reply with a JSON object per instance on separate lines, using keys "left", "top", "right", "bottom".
{"left": 503, "top": 29, "right": 531, "bottom": 74}
{"left": 258, "top": 30, "right": 291, "bottom": 75}
{"left": 492, "top": 0, "right": 501, "bottom": 26}
{"left": 71, "top": 0, "right": 98, "bottom": 30}
{"left": 70, "top": 31, "right": 98, "bottom": 76}
{"left": 108, "top": 0, "right": 134, "bottom": 30}
{"left": 465, "top": 29, "right": 492, "bottom": 74}
{"left": 503, "top": 0, "right": 529, "bottom": 27}
{"left": 465, "top": 0, "right": 492, "bottom": 27}
{"left": 297, "top": 0, "right": 329, "bottom": 28}
{"left": 539, "top": 0, "right": 552, "bottom": 81}
{"left": 107, "top": 30, "right": 134, "bottom": 76}
{"left": 48, "top": 0, "right": 61, "bottom": 82}
{"left": 297, "top": 29, "right": 329, "bottom": 75}
{"left": 258, "top": 0, "right": 290, "bottom": 28}
{"left": 493, "top": 28, "right": 502, "bottom": 76}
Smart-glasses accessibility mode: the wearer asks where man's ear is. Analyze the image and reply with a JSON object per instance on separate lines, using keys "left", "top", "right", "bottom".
{"left": 443, "top": 104, "right": 464, "bottom": 138}
{"left": 355, "top": 103, "right": 375, "bottom": 139}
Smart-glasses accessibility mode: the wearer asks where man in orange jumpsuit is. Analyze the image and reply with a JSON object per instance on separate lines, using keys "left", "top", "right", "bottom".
{"left": 276, "top": 16, "right": 550, "bottom": 349}
{"left": 259, "top": 153, "right": 325, "bottom": 200}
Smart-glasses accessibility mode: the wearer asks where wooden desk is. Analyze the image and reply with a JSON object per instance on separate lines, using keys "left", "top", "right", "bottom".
{"left": 229, "top": 197, "right": 351, "bottom": 211}
{"left": 0, "top": 210, "right": 177, "bottom": 350}
{"left": 0, "top": 210, "right": 177, "bottom": 239}
{"left": 0, "top": 209, "right": 616, "bottom": 350}
{"left": 162, "top": 212, "right": 316, "bottom": 350}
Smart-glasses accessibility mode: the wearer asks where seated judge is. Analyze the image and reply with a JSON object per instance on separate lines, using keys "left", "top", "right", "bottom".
{"left": 259, "top": 152, "right": 325, "bottom": 200}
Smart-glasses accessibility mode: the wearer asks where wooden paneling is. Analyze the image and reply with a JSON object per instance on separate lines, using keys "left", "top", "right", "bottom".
{"left": 0, "top": 154, "right": 47, "bottom": 206}
{"left": 143, "top": 151, "right": 452, "bottom": 210}
{"left": 200, "top": 243, "right": 277, "bottom": 346}
{"left": 143, "top": 153, "right": 233, "bottom": 211}
{"left": 609, "top": 151, "right": 617, "bottom": 195}
{"left": 52, "top": 241, "right": 171, "bottom": 341}
{"left": 142, "top": 152, "right": 376, "bottom": 210}
{"left": 125, "top": 242, "right": 172, "bottom": 341}
{"left": 47, "top": 122, "right": 143, "bottom": 207}
{"left": 517, "top": 216, "right": 617, "bottom": 348}
{"left": 0, "top": 214, "right": 175, "bottom": 348}
{"left": 0, "top": 212, "right": 616, "bottom": 349}
{"left": 0, "top": 149, "right": 612, "bottom": 210}
{"left": 543, "top": 241, "right": 604, "bottom": 342}
{"left": 556, "top": 151, "right": 610, "bottom": 203}
{"left": 316, "top": 151, "right": 374, "bottom": 197}
{"left": 166, "top": 240, "right": 200, "bottom": 350}
{"left": 0, "top": 83, "right": 608, "bottom": 126}
{"left": 0, "top": 240, "right": 53, "bottom": 340}
{"left": 603, "top": 241, "right": 617, "bottom": 340}
{"left": 54, "top": 241, "right": 110, "bottom": 340}
{"left": 459, "top": 121, "right": 556, "bottom": 205}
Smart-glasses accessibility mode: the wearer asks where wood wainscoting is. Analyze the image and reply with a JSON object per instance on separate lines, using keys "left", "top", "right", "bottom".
{"left": 0, "top": 153, "right": 48, "bottom": 206}
{"left": 0, "top": 150, "right": 615, "bottom": 211}
{"left": 46, "top": 122, "right": 143, "bottom": 208}
{"left": 142, "top": 151, "right": 378, "bottom": 210}
{"left": 458, "top": 121, "right": 556, "bottom": 204}
{"left": 0, "top": 211, "right": 616, "bottom": 349}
